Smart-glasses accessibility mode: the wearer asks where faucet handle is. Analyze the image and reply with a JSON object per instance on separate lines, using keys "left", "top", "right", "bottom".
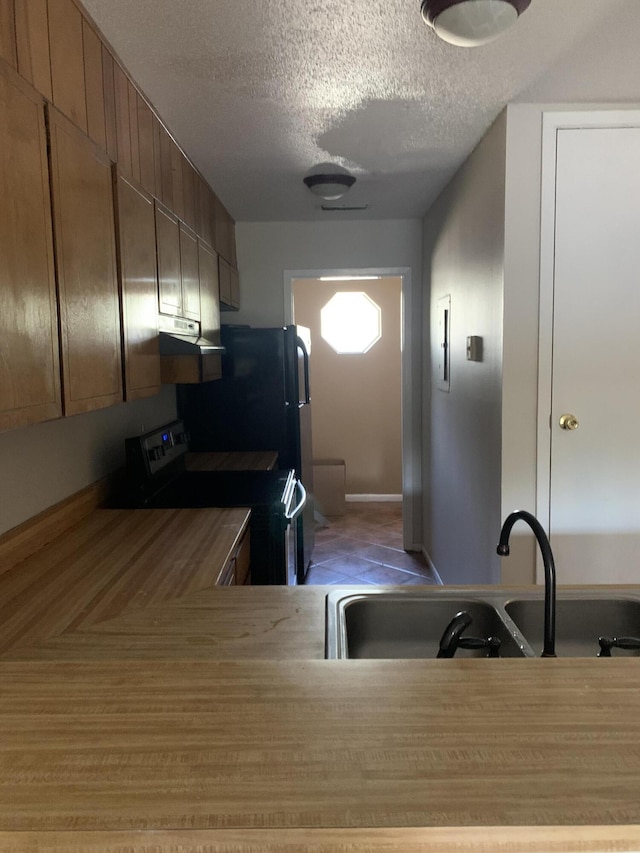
{"left": 599, "top": 636, "right": 640, "bottom": 657}
{"left": 457, "top": 636, "right": 502, "bottom": 658}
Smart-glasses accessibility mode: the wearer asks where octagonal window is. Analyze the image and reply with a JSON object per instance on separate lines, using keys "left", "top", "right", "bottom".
{"left": 320, "top": 291, "right": 382, "bottom": 354}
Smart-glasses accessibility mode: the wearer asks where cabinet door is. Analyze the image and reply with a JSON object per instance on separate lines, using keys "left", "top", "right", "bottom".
{"left": 48, "top": 105, "right": 122, "bottom": 416}
{"left": 15, "top": 0, "right": 52, "bottom": 99}
{"left": 82, "top": 19, "right": 106, "bottom": 153}
{"left": 155, "top": 201, "right": 181, "bottom": 316}
{"left": 0, "top": 0, "right": 17, "bottom": 68}
{"left": 198, "top": 241, "right": 220, "bottom": 339}
{"left": 47, "top": 0, "right": 87, "bottom": 133}
{"left": 229, "top": 266, "right": 240, "bottom": 309}
{"left": 218, "top": 255, "right": 232, "bottom": 306}
{"left": 218, "top": 255, "right": 240, "bottom": 311}
{"left": 0, "top": 63, "right": 61, "bottom": 432}
{"left": 180, "top": 223, "right": 200, "bottom": 321}
{"left": 115, "top": 172, "right": 160, "bottom": 401}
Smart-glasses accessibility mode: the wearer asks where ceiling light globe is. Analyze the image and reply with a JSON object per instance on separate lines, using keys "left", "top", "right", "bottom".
{"left": 303, "top": 165, "right": 356, "bottom": 201}
{"left": 421, "top": 0, "right": 531, "bottom": 47}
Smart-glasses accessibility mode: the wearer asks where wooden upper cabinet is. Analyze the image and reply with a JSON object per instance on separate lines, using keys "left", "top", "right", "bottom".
{"left": 158, "top": 122, "right": 173, "bottom": 209}
{"left": 182, "top": 158, "right": 196, "bottom": 231}
{"left": 180, "top": 223, "right": 200, "bottom": 321}
{"left": 137, "top": 93, "right": 156, "bottom": 197}
{"left": 0, "top": 0, "right": 17, "bottom": 68}
{"left": 170, "top": 140, "right": 184, "bottom": 220}
{"left": 48, "top": 105, "right": 123, "bottom": 415}
{"left": 101, "top": 45, "right": 117, "bottom": 161}
{"left": 48, "top": 0, "right": 87, "bottom": 133}
{"left": 127, "top": 77, "right": 140, "bottom": 184}
{"left": 156, "top": 200, "right": 181, "bottom": 317}
{"left": 198, "top": 241, "right": 220, "bottom": 340}
{"left": 197, "top": 180, "right": 215, "bottom": 248}
{"left": 82, "top": 19, "right": 106, "bottom": 152}
{"left": 151, "top": 113, "right": 163, "bottom": 202}
{"left": 114, "top": 171, "right": 161, "bottom": 401}
{"left": 0, "top": 62, "right": 61, "bottom": 432}
{"left": 213, "top": 195, "right": 237, "bottom": 266}
{"left": 113, "top": 62, "right": 132, "bottom": 177}
{"left": 15, "top": 0, "right": 52, "bottom": 98}
{"left": 218, "top": 255, "right": 240, "bottom": 312}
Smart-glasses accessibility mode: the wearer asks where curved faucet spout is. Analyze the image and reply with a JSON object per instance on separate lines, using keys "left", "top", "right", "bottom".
{"left": 437, "top": 610, "right": 473, "bottom": 659}
{"left": 497, "top": 510, "right": 557, "bottom": 658}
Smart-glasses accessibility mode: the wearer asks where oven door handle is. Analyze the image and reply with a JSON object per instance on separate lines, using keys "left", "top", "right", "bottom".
{"left": 285, "top": 479, "right": 307, "bottom": 521}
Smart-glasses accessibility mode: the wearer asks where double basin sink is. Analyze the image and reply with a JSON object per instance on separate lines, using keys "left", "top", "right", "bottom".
{"left": 325, "top": 587, "right": 640, "bottom": 659}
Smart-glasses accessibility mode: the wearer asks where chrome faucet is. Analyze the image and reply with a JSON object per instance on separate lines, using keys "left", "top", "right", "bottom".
{"left": 497, "top": 510, "right": 557, "bottom": 658}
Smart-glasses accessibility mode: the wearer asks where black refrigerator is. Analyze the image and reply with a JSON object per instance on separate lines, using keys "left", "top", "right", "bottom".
{"left": 177, "top": 324, "right": 314, "bottom": 582}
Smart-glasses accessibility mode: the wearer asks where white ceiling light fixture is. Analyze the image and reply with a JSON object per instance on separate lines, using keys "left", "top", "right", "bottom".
{"left": 420, "top": 0, "right": 532, "bottom": 47}
{"left": 303, "top": 162, "right": 356, "bottom": 201}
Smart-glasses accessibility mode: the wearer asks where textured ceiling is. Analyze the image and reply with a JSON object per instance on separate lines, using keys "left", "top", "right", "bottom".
{"left": 79, "top": 0, "right": 640, "bottom": 222}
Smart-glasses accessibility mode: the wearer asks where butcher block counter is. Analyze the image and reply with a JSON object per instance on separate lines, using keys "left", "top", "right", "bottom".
{"left": 1, "top": 502, "right": 640, "bottom": 850}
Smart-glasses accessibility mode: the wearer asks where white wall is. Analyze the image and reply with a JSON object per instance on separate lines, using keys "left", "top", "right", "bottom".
{"left": 0, "top": 387, "right": 176, "bottom": 536}
{"left": 422, "top": 113, "right": 507, "bottom": 585}
{"left": 234, "top": 219, "right": 423, "bottom": 548}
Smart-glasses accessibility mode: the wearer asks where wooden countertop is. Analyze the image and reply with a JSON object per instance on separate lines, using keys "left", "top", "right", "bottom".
{"left": 1, "top": 658, "right": 640, "bottom": 837}
{"left": 1, "top": 826, "right": 639, "bottom": 852}
{"left": 3, "top": 494, "right": 640, "bottom": 850}
{"left": 0, "top": 507, "right": 250, "bottom": 656}
{"left": 4, "top": 585, "right": 328, "bottom": 660}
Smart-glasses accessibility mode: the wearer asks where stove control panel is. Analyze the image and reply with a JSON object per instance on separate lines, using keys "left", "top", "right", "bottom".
{"left": 125, "top": 420, "right": 189, "bottom": 480}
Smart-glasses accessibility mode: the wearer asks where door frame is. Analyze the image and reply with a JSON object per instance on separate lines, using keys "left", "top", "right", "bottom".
{"left": 536, "top": 108, "right": 640, "bottom": 582}
{"left": 284, "top": 267, "right": 420, "bottom": 552}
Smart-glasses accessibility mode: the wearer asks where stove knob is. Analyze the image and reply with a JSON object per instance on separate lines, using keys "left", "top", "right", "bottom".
{"left": 174, "top": 431, "right": 190, "bottom": 445}
{"left": 149, "top": 446, "right": 165, "bottom": 461}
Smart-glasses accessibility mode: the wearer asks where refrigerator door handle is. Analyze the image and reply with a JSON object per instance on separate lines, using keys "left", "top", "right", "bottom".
{"left": 296, "top": 336, "right": 311, "bottom": 405}
{"left": 286, "top": 479, "right": 307, "bottom": 521}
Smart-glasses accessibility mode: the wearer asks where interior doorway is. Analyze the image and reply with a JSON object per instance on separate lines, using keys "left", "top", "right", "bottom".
{"left": 292, "top": 275, "right": 402, "bottom": 502}
{"left": 284, "top": 266, "right": 421, "bottom": 557}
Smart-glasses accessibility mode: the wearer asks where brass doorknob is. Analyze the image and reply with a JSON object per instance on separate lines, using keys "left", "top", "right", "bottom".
{"left": 559, "top": 413, "right": 579, "bottom": 431}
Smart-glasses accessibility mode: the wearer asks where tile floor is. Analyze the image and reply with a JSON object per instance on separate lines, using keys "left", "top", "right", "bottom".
{"left": 304, "top": 501, "right": 440, "bottom": 586}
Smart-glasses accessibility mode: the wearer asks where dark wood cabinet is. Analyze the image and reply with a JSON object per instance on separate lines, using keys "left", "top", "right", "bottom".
{"left": 0, "top": 61, "right": 61, "bottom": 432}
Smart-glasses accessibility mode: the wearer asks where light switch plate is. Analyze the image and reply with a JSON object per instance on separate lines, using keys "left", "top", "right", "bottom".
{"left": 466, "top": 335, "right": 483, "bottom": 362}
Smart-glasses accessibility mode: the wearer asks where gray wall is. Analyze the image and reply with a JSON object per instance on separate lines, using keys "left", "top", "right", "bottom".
{"left": 0, "top": 387, "right": 176, "bottom": 536}
{"left": 422, "top": 113, "right": 507, "bottom": 585}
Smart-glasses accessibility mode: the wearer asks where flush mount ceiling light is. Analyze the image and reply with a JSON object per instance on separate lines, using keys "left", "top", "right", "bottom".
{"left": 420, "top": 0, "right": 531, "bottom": 47}
{"left": 303, "top": 163, "right": 356, "bottom": 201}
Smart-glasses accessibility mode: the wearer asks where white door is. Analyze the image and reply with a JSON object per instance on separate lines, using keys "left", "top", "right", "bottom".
{"left": 545, "top": 123, "right": 640, "bottom": 584}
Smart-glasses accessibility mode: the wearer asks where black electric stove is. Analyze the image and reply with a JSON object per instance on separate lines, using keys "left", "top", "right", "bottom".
{"left": 116, "top": 420, "right": 306, "bottom": 585}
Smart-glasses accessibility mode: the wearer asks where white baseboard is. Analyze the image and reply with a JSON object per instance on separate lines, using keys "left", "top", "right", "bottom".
{"left": 345, "top": 494, "right": 402, "bottom": 502}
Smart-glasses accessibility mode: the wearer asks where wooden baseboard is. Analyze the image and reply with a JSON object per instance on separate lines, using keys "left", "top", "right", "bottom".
{"left": 0, "top": 475, "right": 118, "bottom": 574}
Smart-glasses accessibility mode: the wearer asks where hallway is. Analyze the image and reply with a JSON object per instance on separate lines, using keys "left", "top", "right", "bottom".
{"left": 305, "top": 502, "right": 439, "bottom": 586}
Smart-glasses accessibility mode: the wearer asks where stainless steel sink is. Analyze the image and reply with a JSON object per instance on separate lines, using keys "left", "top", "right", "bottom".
{"left": 505, "top": 595, "right": 640, "bottom": 658}
{"left": 325, "top": 587, "right": 640, "bottom": 659}
{"left": 326, "top": 588, "right": 532, "bottom": 659}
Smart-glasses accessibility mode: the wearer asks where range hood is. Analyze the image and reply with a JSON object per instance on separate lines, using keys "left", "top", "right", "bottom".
{"left": 158, "top": 316, "right": 225, "bottom": 356}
